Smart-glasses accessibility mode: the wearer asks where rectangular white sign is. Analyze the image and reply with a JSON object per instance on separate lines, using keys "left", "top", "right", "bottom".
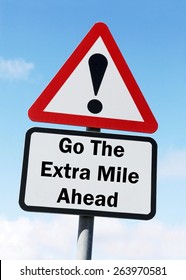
{"left": 19, "top": 128, "right": 157, "bottom": 220}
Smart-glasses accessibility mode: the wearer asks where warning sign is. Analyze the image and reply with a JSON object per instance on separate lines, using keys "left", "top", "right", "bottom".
{"left": 19, "top": 127, "right": 157, "bottom": 220}
{"left": 28, "top": 22, "right": 158, "bottom": 133}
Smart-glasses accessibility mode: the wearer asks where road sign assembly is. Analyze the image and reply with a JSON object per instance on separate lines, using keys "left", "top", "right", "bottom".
{"left": 28, "top": 22, "right": 158, "bottom": 133}
{"left": 20, "top": 22, "right": 158, "bottom": 260}
{"left": 19, "top": 127, "right": 157, "bottom": 220}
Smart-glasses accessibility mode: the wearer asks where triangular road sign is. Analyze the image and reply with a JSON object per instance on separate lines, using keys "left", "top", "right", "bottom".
{"left": 28, "top": 22, "right": 158, "bottom": 133}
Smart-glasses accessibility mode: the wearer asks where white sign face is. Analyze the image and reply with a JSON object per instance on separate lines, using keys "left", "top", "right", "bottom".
{"left": 44, "top": 38, "right": 143, "bottom": 122}
{"left": 19, "top": 128, "right": 157, "bottom": 220}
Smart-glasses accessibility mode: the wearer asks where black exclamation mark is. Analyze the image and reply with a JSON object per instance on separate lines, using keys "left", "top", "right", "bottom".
{"left": 87, "top": 54, "right": 108, "bottom": 114}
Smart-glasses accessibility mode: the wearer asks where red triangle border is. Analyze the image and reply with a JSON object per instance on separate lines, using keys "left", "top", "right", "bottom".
{"left": 28, "top": 22, "right": 158, "bottom": 133}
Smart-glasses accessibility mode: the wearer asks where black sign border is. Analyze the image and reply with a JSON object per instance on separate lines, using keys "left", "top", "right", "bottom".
{"left": 19, "top": 127, "right": 157, "bottom": 220}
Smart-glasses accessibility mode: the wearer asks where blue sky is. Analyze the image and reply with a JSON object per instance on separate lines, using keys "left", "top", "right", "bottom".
{"left": 1, "top": 0, "right": 186, "bottom": 259}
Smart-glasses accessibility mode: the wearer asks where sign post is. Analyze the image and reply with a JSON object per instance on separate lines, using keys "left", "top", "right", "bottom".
{"left": 76, "top": 215, "right": 94, "bottom": 260}
{"left": 19, "top": 127, "right": 157, "bottom": 259}
{"left": 19, "top": 22, "right": 158, "bottom": 260}
{"left": 76, "top": 127, "right": 100, "bottom": 260}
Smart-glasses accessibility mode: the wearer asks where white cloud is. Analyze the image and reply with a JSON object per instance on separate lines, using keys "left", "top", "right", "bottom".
{"left": 94, "top": 219, "right": 186, "bottom": 259}
{"left": 0, "top": 215, "right": 77, "bottom": 259}
{"left": 0, "top": 57, "right": 34, "bottom": 80}
{"left": 0, "top": 215, "right": 186, "bottom": 260}
{"left": 158, "top": 148, "right": 186, "bottom": 179}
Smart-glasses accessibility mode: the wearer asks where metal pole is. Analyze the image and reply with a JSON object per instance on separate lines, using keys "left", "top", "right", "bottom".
{"left": 76, "top": 127, "right": 100, "bottom": 260}
{"left": 76, "top": 215, "right": 94, "bottom": 260}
